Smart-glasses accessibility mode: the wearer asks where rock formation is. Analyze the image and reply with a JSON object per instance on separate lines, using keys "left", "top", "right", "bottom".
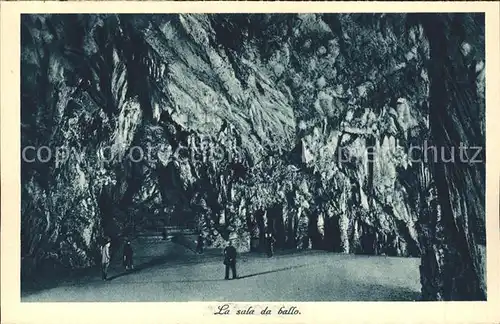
{"left": 21, "top": 13, "right": 485, "bottom": 300}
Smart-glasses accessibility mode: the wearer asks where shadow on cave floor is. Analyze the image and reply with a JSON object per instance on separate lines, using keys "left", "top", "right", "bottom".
{"left": 21, "top": 248, "right": 422, "bottom": 302}
{"left": 21, "top": 241, "right": 203, "bottom": 295}
{"left": 21, "top": 248, "right": 323, "bottom": 294}
{"left": 21, "top": 238, "right": 422, "bottom": 301}
{"left": 105, "top": 263, "right": 310, "bottom": 284}
{"left": 106, "top": 253, "right": 206, "bottom": 281}
{"left": 21, "top": 237, "right": 226, "bottom": 295}
{"left": 237, "top": 263, "right": 309, "bottom": 279}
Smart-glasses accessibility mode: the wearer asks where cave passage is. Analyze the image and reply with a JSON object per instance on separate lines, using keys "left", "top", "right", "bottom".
{"left": 19, "top": 12, "right": 486, "bottom": 302}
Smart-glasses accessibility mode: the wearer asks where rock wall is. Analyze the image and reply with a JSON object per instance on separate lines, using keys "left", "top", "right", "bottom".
{"left": 418, "top": 13, "right": 486, "bottom": 301}
{"left": 21, "top": 13, "right": 485, "bottom": 300}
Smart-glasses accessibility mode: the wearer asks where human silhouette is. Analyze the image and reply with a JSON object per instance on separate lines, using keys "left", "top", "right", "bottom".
{"left": 266, "top": 233, "right": 276, "bottom": 257}
{"left": 223, "top": 241, "right": 238, "bottom": 280}
{"left": 101, "top": 237, "right": 111, "bottom": 281}
{"left": 123, "top": 240, "right": 134, "bottom": 270}
{"left": 196, "top": 234, "right": 204, "bottom": 254}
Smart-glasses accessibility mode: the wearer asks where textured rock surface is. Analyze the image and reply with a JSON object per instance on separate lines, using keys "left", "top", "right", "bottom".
{"left": 21, "top": 14, "right": 485, "bottom": 300}
{"left": 418, "top": 14, "right": 486, "bottom": 301}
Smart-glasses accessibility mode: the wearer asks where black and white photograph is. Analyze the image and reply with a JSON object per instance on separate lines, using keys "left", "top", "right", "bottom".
{"left": 14, "top": 10, "right": 489, "bottom": 304}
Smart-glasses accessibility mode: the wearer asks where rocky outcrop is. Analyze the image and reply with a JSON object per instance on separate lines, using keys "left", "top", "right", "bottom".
{"left": 21, "top": 13, "right": 485, "bottom": 300}
{"left": 417, "top": 14, "right": 486, "bottom": 301}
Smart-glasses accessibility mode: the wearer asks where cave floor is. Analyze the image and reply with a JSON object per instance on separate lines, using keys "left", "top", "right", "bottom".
{"left": 21, "top": 238, "right": 421, "bottom": 302}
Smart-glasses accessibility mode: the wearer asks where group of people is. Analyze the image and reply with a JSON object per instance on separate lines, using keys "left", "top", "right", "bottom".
{"left": 100, "top": 237, "right": 134, "bottom": 281}
{"left": 99, "top": 232, "right": 277, "bottom": 281}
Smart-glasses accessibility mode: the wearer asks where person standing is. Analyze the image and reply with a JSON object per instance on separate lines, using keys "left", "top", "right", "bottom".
{"left": 223, "top": 240, "right": 238, "bottom": 280}
{"left": 123, "top": 240, "right": 134, "bottom": 271}
{"left": 266, "top": 233, "right": 276, "bottom": 257}
{"left": 101, "top": 237, "right": 111, "bottom": 281}
{"left": 196, "top": 233, "right": 204, "bottom": 254}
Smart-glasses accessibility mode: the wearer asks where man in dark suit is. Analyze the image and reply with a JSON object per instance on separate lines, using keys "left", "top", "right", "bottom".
{"left": 266, "top": 233, "right": 276, "bottom": 257}
{"left": 196, "top": 233, "right": 204, "bottom": 254}
{"left": 223, "top": 240, "right": 238, "bottom": 280}
{"left": 123, "top": 240, "right": 134, "bottom": 270}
